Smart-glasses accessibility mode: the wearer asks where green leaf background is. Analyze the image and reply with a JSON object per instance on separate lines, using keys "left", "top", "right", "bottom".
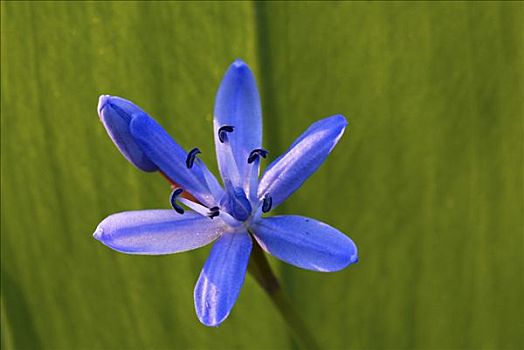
{"left": 1, "top": 1, "right": 522, "bottom": 349}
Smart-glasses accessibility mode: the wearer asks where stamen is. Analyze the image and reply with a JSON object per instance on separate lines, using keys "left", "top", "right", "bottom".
{"left": 219, "top": 127, "right": 241, "bottom": 186}
{"left": 185, "top": 147, "right": 201, "bottom": 169}
{"left": 178, "top": 197, "right": 213, "bottom": 217}
{"left": 247, "top": 157, "right": 260, "bottom": 202}
{"left": 170, "top": 188, "right": 185, "bottom": 214}
{"left": 246, "top": 149, "right": 268, "bottom": 201}
{"left": 218, "top": 125, "right": 234, "bottom": 143}
{"left": 207, "top": 206, "right": 220, "bottom": 219}
{"left": 247, "top": 148, "right": 268, "bottom": 164}
{"left": 262, "top": 194, "right": 272, "bottom": 213}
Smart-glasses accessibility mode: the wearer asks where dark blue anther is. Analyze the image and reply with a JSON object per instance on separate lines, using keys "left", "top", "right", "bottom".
{"left": 207, "top": 206, "right": 220, "bottom": 219}
{"left": 262, "top": 194, "right": 272, "bottom": 213}
{"left": 247, "top": 148, "right": 269, "bottom": 164}
{"left": 185, "top": 147, "right": 201, "bottom": 169}
{"left": 170, "top": 188, "right": 185, "bottom": 214}
{"left": 218, "top": 125, "right": 234, "bottom": 143}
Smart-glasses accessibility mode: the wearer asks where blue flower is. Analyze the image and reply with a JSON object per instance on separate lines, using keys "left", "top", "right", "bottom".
{"left": 94, "top": 59, "right": 358, "bottom": 327}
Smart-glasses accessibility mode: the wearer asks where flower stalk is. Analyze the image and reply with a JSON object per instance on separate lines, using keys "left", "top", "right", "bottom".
{"left": 247, "top": 237, "right": 321, "bottom": 350}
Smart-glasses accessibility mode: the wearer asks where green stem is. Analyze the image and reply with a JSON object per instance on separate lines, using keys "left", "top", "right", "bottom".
{"left": 248, "top": 240, "right": 321, "bottom": 350}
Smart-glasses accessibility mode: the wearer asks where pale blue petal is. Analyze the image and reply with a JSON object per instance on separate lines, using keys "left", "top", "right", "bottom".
{"left": 214, "top": 59, "right": 262, "bottom": 190}
{"left": 130, "top": 114, "right": 221, "bottom": 207}
{"left": 93, "top": 210, "right": 225, "bottom": 254}
{"left": 251, "top": 215, "right": 357, "bottom": 272}
{"left": 194, "top": 231, "right": 252, "bottom": 327}
{"left": 97, "top": 95, "right": 158, "bottom": 172}
{"left": 258, "top": 115, "right": 347, "bottom": 208}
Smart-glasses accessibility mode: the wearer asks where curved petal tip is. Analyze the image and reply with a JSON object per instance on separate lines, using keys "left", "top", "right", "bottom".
{"left": 97, "top": 95, "right": 158, "bottom": 172}
{"left": 233, "top": 58, "right": 247, "bottom": 68}
{"left": 332, "top": 114, "right": 348, "bottom": 126}
{"left": 348, "top": 250, "right": 358, "bottom": 266}
{"left": 198, "top": 310, "right": 229, "bottom": 327}
{"left": 97, "top": 94, "right": 111, "bottom": 115}
{"left": 93, "top": 226, "right": 103, "bottom": 241}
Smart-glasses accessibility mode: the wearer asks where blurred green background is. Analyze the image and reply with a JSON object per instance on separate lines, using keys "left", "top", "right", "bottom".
{"left": 1, "top": 1, "right": 522, "bottom": 349}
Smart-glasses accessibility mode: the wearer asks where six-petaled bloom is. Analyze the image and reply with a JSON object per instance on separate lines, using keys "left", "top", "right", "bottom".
{"left": 94, "top": 59, "right": 358, "bottom": 327}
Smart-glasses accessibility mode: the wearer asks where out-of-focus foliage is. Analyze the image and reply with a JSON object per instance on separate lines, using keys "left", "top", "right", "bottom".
{"left": 1, "top": 2, "right": 522, "bottom": 349}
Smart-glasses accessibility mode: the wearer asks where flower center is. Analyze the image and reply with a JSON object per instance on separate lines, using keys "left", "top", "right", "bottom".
{"left": 169, "top": 128, "right": 271, "bottom": 226}
{"left": 220, "top": 185, "right": 252, "bottom": 222}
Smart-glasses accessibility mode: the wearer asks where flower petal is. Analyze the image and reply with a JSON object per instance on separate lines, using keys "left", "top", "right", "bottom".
{"left": 130, "top": 113, "right": 222, "bottom": 207}
{"left": 214, "top": 60, "right": 262, "bottom": 190}
{"left": 93, "top": 210, "right": 226, "bottom": 254}
{"left": 258, "top": 115, "right": 347, "bottom": 208}
{"left": 97, "top": 95, "right": 158, "bottom": 172}
{"left": 251, "top": 215, "right": 357, "bottom": 272}
{"left": 194, "top": 231, "right": 252, "bottom": 326}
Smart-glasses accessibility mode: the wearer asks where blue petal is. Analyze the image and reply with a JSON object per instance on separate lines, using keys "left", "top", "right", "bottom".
{"left": 194, "top": 231, "right": 252, "bottom": 326}
{"left": 97, "top": 95, "right": 158, "bottom": 172}
{"left": 258, "top": 115, "right": 347, "bottom": 208}
{"left": 214, "top": 60, "right": 262, "bottom": 190}
{"left": 130, "top": 113, "right": 222, "bottom": 207}
{"left": 93, "top": 210, "right": 225, "bottom": 255}
{"left": 251, "top": 215, "right": 357, "bottom": 272}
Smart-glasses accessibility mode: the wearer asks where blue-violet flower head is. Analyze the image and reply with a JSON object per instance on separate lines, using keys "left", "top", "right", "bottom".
{"left": 94, "top": 59, "right": 358, "bottom": 327}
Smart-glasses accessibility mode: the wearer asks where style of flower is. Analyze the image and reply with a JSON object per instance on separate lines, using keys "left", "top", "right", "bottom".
{"left": 94, "top": 59, "right": 358, "bottom": 327}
